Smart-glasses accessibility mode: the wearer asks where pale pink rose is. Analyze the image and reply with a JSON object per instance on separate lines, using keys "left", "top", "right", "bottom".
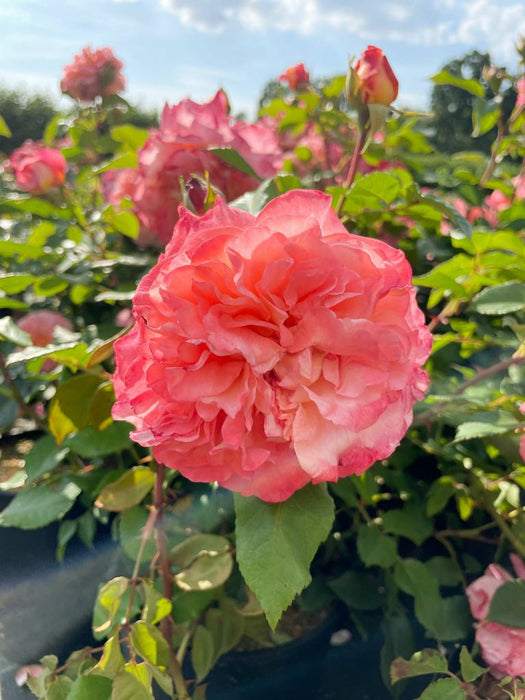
{"left": 17, "top": 310, "right": 73, "bottom": 371}
{"left": 6, "top": 141, "right": 67, "bottom": 194}
{"left": 123, "top": 91, "right": 282, "bottom": 244}
{"left": 15, "top": 665, "right": 45, "bottom": 687}
{"left": 466, "top": 564, "right": 512, "bottom": 620}
{"left": 476, "top": 622, "right": 525, "bottom": 678}
{"left": 483, "top": 189, "right": 511, "bottom": 226}
{"left": 278, "top": 63, "right": 310, "bottom": 91}
{"left": 112, "top": 190, "right": 432, "bottom": 502}
{"left": 60, "top": 46, "right": 125, "bottom": 101}
{"left": 513, "top": 175, "right": 525, "bottom": 200}
{"left": 115, "top": 308, "right": 133, "bottom": 328}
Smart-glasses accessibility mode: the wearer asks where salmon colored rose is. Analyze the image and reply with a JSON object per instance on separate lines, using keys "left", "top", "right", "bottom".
{"left": 120, "top": 90, "right": 282, "bottom": 244}
{"left": 354, "top": 45, "right": 398, "bottom": 106}
{"left": 17, "top": 310, "right": 73, "bottom": 371}
{"left": 466, "top": 555, "right": 525, "bottom": 679}
{"left": 6, "top": 141, "right": 67, "bottom": 194}
{"left": 60, "top": 46, "right": 125, "bottom": 101}
{"left": 112, "top": 190, "right": 431, "bottom": 502}
{"left": 279, "top": 63, "right": 310, "bottom": 91}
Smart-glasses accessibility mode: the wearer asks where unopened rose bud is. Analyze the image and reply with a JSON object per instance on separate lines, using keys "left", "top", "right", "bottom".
{"left": 185, "top": 177, "right": 209, "bottom": 215}
{"left": 350, "top": 46, "right": 398, "bottom": 107}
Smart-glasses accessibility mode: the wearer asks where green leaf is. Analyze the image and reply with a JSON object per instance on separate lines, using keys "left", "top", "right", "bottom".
{"left": 472, "top": 97, "right": 500, "bottom": 137}
{"left": 130, "top": 621, "right": 170, "bottom": 670}
{"left": 142, "top": 582, "right": 172, "bottom": 625}
{"left": 67, "top": 675, "right": 113, "bottom": 700}
{"left": 209, "top": 146, "right": 260, "bottom": 178}
{"left": 455, "top": 411, "right": 519, "bottom": 441}
{"left": 425, "top": 557, "right": 463, "bottom": 588}
{"left": 391, "top": 649, "right": 448, "bottom": 684}
{"left": 0, "top": 273, "right": 37, "bottom": 294}
{"left": 357, "top": 524, "right": 397, "bottom": 568}
{"left": 111, "top": 211, "right": 140, "bottom": 239}
{"left": 93, "top": 577, "right": 129, "bottom": 637}
{"left": 119, "top": 506, "right": 157, "bottom": 562}
{"left": 426, "top": 477, "right": 456, "bottom": 516}
{"left": 487, "top": 580, "right": 525, "bottom": 629}
{"left": 381, "top": 614, "right": 416, "bottom": 691}
{"left": 112, "top": 670, "right": 153, "bottom": 700}
{"left": 206, "top": 603, "right": 245, "bottom": 657}
{"left": 191, "top": 625, "right": 215, "bottom": 682}
{"left": 234, "top": 483, "right": 335, "bottom": 628}
{"left": 95, "top": 466, "right": 155, "bottom": 511}
{"left": 329, "top": 570, "right": 382, "bottom": 610}
{"left": 110, "top": 124, "right": 150, "bottom": 149}
{"left": 0, "top": 114, "right": 12, "bottom": 137}
{"left": 459, "top": 646, "right": 485, "bottom": 682}
{"left": 24, "top": 435, "right": 69, "bottom": 485}
{"left": 57, "top": 519, "right": 78, "bottom": 562}
{"left": 91, "top": 634, "right": 125, "bottom": 678}
{"left": 471, "top": 282, "right": 525, "bottom": 315}
{"left": 171, "top": 533, "right": 233, "bottom": 592}
{"left": 47, "top": 676, "right": 74, "bottom": 700}
{"left": 93, "top": 152, "right": 138, "bottom": 174}
{"left": 431, "top": 69, "right": 484, "bottom": 97}
{"left": 65, "top": 422, "right": 132, "bottom": 458}
{"left": 0, "top": 316, "right": 31, "bottom": 345}
{"left": 89, "top": 382, "right": 116, "bottom": 431}
{"left": 381, "top": 502, "right": 433, "bottom": 545}
{"left": 419, "top": 677, "right": 467, "bottom": 700}
{"left": 33, "top": 276, "right": 68, "bottom": 297}
{"left": 48, "top": 374, "right": 104, "bottom": 443}
{"left": 0, "top": 483, "right": 80, "bottom": 529}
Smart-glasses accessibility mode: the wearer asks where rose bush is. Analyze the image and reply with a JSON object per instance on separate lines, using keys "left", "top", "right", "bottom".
{"left": 60, "top": 46, "right": 125, "bottom": 101}
{"left": 4, "top": 140, "right": 67, "bottom": 193}
{"left": 112, "top": 189, "right": 432, "bottom": 501}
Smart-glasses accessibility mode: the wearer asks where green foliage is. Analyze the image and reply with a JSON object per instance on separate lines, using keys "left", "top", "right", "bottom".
{"left": 0, "top": 85, "right": 58, "bottom": 153}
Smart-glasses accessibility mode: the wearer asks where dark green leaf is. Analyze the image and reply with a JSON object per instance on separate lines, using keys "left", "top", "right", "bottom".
{"left": 459, "top": 646, "right": 485, "bottom": 682}
{"left": 472, "top": 97, "right": 500, "bottom": 137}
{"left": 487, "top": 580, "right": 525, "bottom": 629}
{"left": 191, "top": 625, "right": 215, "bottom": 682}
{"left": 65, "top": 422, "right": 132, "bottom": 458}
{"left": 419, "top": 677, "right": 467, "bottom": 699}
{"left": 208, "top": 147, "right": 260, "bottom": 178}
{"left": 24, "top": 435, "right": 69, "bottom": 485}
{"left": 171, "top": 533, "right": 233, "bottom": 592}
{"left": 382, "top": 502, "right": 433, "bottom": 545}
{"left": 329, "top": 570, "right": 382, "bottom": 610}
{"left": 357, "top": 524, "right": 397, "bottom": 568}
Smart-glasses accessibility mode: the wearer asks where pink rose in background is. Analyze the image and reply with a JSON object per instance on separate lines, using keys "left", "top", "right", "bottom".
{"left": 61, "top": 46, "right": 125, "bottom": 101}
{"left": 516, "top": 77, "right": 525, "bottom": 108}
{"left": 279, "top": 63, "right": 310, "bottom": 91}
{"left": 112, "top": 190, "right": 432, "bottom": 502}
{"left": 17, "top": 310, "right": 73, "bottom": 371}
{"left": 466, "top": 556, "right": 525, "bottom": 679}
{"left": 6, "top": 141, "right": 67, "bottom": 194}
{"left": 121, "top": 90, "right": 282, "bottom": 244}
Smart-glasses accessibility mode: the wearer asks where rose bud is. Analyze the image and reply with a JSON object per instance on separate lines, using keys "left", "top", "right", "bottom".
{"left": 278, "top": 63, "right": 310, "bottom": 91}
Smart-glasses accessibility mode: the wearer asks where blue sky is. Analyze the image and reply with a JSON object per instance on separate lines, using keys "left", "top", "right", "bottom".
{"left": 2, "top": 0, "right": 525, "bottom": 118}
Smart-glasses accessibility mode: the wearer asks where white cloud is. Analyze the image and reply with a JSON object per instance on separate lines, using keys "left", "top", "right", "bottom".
{"left": 452, "top": 0, "right": 525, "bottom": 61}
{"left": 158, "top": 0, "right": 525, "bottom": 59}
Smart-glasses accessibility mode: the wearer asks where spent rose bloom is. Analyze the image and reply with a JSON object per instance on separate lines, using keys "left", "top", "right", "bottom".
{"left": 112, "top": 190, "right": 432, "bottom": 502}
{"left": 60, "top": 46, "right": 125, "bottom": 101}
{"left": 6, "top": 141, "right": 67, "bottom": 194}
{"left": 122, "top": 90, "right": 282, "bottom": 244}
{"left": 466, "top": 556, "right": 525, "bottom": 679}
{"left": 279, "top": 63, "right": 310, "bottom": 91}
{"left": 17, "top": 310, "right": 73, "bottom": 371}
{"left": 353, "top": 46, "right": 399, "bottom": 106}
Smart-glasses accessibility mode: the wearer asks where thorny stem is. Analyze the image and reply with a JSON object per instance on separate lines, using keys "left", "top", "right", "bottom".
{"left": 154, "top": 462, "right": 190, "bottom": 700}
{"left": 413, "top": 355, "right": 525, "bottom": 427}
{"left": 124, "top": 506, "right": 157, "bottom": 626}
{"left": 0, "top": 353, "right": 45, "bottom": 428}
{"left": 334, "top": 130, "right": 366, "bottom": 217}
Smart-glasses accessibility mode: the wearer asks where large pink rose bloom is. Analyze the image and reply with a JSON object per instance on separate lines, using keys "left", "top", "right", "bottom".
{"left": 6, "top": 141, "right": 67, "bottom": 194}
{"left": 112, "top": 191, "right": 431, "bottom": 501}
{"left": 60, "top": 46, "right": 125, "bottom": 102}
{"left": 127, "top": 91, "right": 282, "bottom": 245}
